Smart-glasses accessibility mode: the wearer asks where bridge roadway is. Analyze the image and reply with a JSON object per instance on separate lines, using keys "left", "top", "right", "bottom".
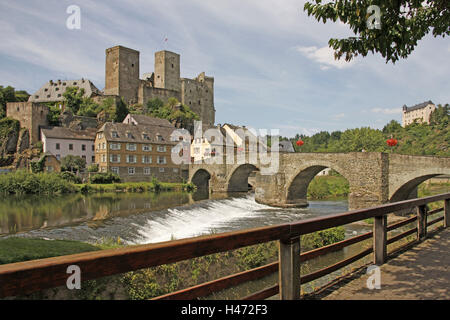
{"left": 315, "top": 228, "right": 450, "bottom": 300}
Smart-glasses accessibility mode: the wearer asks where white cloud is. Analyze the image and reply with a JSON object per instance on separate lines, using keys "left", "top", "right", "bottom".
{"left": 295, "top": 45, "right": 356, "bottom": 69}
{"left": 333, "top": 113, "right": 345, "bottom": 120}
{"left": 371, "top": 108, "right": 402, "bottom": 115}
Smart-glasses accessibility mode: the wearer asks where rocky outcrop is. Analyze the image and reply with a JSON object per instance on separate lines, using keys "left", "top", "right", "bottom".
{"left": 16, "top": 129, "right": 30, "bottom": 154}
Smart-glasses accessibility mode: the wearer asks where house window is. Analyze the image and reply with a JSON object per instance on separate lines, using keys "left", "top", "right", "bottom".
{"left": 173, "top": 168, "right": 179, "bottom": 173}
{"left": 111, "top": 131, "right": 118, "bottom": 138}
{"left": 142, "top": 133, "right": 149, "bottom": 140}
{"left": 92, "top": 145, "right": 95, "bottom": 151}
{"left": 110, "top": 143, "right": 121, "bottom": 150}
{"left": 82, "top": 155, "right": 86, "bottom": 162}
{"left": 111, "top": 167, "right": 119, "bottom": 175}
{"left": 128, "top": 167, "right": 135, "bottom": 175}
{"left": 126, "top": 143, "right": 137, "bottom": 151}
{"left": 110, "top": 154, "right": 121, "bottom": 163}
{"left": 157, "top": 156, "right": 167, "bottom": 164}
{"left": 127, "top": 132, "right": 133, "bottom": 139}
{"left": 46, "top": 166, "right": 54, "bottom": 172}
{"left": 157, "top": 135, "right": 163, "bottom": 142}
{"left": 91, "top": 156, "right": 95, "bottom": 162}
{"left": 82, "top": 144, "right": 86, "bottom": 151}
{"left": 56, "top": 143, "right": 60, "bottom": 150}
{"left": 56, "top": 154, "right": 61, "bottom": 161}
{"left": 159, "top": 168, "right": 165, "bottom": 173}
{"left": 101, "top": 167, "right": 107, "bottom": 173}
{"left": 142, "top": 144, "right": 152, "bottom": 152}
{"left": 126, "top": 155, "right": 137, "bottom": 163}
{"left": 102, "top": 154, "right": 107, "bottom": 163}
{"left": 144, "top": 167, "right": 151, "bottom": 175}
{"left": 102, "top": 143, "right": 106, "bottom": 150}
{"left": 97, "top": 133, "right": 104, "bottom": 139}
{"left": 69, "top": 144, "right": 73, "bottom": 151}
{"left": 142, "top": 155, "right": 152, "bottom": 164}
{"left": 194, "top": 148, "right": 200, "bottom": 154}
{"left": 157, "top": 146, "right": 166, "bottom": 152}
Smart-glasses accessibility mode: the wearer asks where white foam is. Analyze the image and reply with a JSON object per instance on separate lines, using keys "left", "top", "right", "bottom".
{"left": 132, "top": 195, "right": 273, "bottom": 244}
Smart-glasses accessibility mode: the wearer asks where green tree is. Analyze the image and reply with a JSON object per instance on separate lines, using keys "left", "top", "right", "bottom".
{"left": 148, "top": 98, "right": 199, "bottom": 130}
{"left": 63, "top": 87, "right": 85, "bottom": 115}
{"left": 115, "top": 98, "right": 129, "bottom": 122}
{"left": 146, "top": 98, "right": 164, "bottom": 113}
{"left": 61, "top": 155, "right": 86, "bottom": 173}
{"left": 304, "top": 1, "right": 450, "bottom": 63}
{"left": 382, "top": 120, "right": 403, "bottom": 134}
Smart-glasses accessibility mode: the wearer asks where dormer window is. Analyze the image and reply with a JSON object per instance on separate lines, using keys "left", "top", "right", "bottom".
{"left": 127, "top": 132, "right": 133, "bottom": 139}
{"left": 142, "top": 133, "right": 149, "bottom": 140}
{"left": 157, "top": 134, "right": 163, "bottom": 142}
{"left": 111, "top": 131, "right": 118, "bottom": 138}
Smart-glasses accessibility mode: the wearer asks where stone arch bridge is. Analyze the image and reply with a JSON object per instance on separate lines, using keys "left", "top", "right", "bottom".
{"left": 189, "top": 152, "right": 450, "bottom": 210}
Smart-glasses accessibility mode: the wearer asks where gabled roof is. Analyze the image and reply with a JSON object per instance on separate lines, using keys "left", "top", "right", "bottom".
{"left": 98, "top": 122, "right": 177, "bottom": 144}
{"left": 125, "top": 114, "right": 173, "bottom": 128}
{"left": 41, "top": 126, "right": 97, "bottom": 141}
{"left": 28, "top": 79, "right": 101, "bottom": 103}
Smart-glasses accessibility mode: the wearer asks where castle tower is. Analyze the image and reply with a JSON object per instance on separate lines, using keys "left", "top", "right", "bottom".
{"left": 154, "top": 51, "right": 181, "bottom": 92}
{"left": 104, "top": 46, "right": 140, "bottom": 105}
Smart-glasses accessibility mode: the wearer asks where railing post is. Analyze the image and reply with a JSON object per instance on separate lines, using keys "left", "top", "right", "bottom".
{"left": 373, "top": 214, "right": 387, "bottom": 265}
{"left": 444, "top": 199, "right": 450, "bottom": 228}
{"left": 417, "top": 205, "right": 427, "bottom": 241}
{"left": 279, "top": 236, "right": 301, "bottom": 300}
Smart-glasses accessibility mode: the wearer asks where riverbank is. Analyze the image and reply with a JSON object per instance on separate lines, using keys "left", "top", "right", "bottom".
{"left": 0, "top": 170, "right": 194, "bottom": 195}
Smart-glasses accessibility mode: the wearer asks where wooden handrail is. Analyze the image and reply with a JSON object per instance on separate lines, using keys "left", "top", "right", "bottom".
{"left": 0, "top": 192, "right": 448, "bottom": 299}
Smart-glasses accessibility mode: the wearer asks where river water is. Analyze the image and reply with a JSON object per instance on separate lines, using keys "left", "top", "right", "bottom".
{"left": 0, "top": 191, "right": 372, "bottom": 244}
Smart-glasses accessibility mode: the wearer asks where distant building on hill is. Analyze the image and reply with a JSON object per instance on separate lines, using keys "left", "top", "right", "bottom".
{"left": 402, "top": 100, "right": 436, "bottom": 127}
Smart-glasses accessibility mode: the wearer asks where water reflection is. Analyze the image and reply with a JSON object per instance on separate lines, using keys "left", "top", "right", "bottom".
{"left": 0, "top": 192, "right": 192, "bottom": 236}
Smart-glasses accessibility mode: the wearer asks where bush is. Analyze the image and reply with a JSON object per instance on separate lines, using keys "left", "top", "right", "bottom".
{"left": 0, "top": 170, "right": 76, "bottom": 195}
{"left": 301, "top": 227, "right": 346, "bottom": 250}
{"left": 57, "top": 171, "right": 82, "bottom": 184}
{"left": 87, "top": 164, "right": 99, "bottom": 173}
{"left": 89, "top": 172, "right": 121, "bottom": 184}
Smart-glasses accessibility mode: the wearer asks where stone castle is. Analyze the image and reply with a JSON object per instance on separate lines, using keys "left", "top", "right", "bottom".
{"left": 6, "top": 45, "right": 216, "bottom": 145}
{"left": 104, "top": 46, "right": 215, "bottom": 129}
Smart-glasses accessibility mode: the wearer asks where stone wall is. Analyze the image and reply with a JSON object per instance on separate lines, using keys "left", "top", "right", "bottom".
{"left": 6, "top": 102, "right": 48, "bottom": 144}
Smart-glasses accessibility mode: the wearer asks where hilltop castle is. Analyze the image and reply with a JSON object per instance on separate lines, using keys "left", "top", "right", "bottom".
{"left": 10, "top": 46, "right": 216, "bottom": 143}
{"left": 103, "top": 46, "right": 215, "bottom": 129}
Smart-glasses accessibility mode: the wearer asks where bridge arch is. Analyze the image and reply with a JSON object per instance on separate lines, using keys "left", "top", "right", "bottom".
{"left": 191, "top": 169, "right": 212, "bottom": 191}
{"left": 227, "top": 164, "right": 259, "bottom": 192}
{"left": 286, "top": 163, "right": 350, "bottom": 207}
{"left": 389, "top": 170, "right": 450, "bottom": 202}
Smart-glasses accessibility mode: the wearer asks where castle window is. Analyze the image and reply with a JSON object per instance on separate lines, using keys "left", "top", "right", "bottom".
{"left": 16, "top": 107, "right": 19, "bottom": 112}
{"left": 57, "top": 94, "right": 61, "bottom": 98}
{"left": 44, "top": 88, "right": 48, "bottom": 92}
{"left": 172, "top": 64, "right": 174, "bottom": 68}
{"left": 198, "top": 100, "right": 201, "bottom": 105}
{"left": 63, "top": 82, "right": 66, "bottom": 86}
{"left": 35, "top": 95, "right": 39, "bottom": 99}
{"left": 82, "top": 144, "right": 86, "bottom": 151}
{"left": 131, "top": 64, "right": 134, "bottom": 67}
{"left": 47, "top": 95, "right": 51, "bottom": 98}
{"left": 55, "top": 88, "right": 59, "bottom": 91}
{"left": 69, "top": 144, "right": 73, "bottom": 151}
{"left": 73, "top": 82, "right": 77, "bottom": 85}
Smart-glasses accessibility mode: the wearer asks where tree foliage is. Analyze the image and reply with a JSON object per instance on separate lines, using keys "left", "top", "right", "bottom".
{"left": 304, "top": 0, "right": 450, "bottom": 63}
{"left": 60, "top": 155, "right": 86, "bottom": 173}
{"left": 146, "top": 97, "right": 200, "bottom": 130}
{"left": 288, "top": 104, "right": 449, "bottom": 156}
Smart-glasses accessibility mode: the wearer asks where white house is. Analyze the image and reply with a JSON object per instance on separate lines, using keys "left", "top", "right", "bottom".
{"left": 41, "top": 127, "right": 97, "bottom": 165}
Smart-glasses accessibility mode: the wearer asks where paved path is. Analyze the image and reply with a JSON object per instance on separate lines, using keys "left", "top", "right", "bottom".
{"left": 322, "top": 229, "right": 450, "bottom": 300}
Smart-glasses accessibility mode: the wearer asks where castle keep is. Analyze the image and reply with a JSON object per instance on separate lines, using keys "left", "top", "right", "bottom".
{"left": 104, "top": 46, "right": 215, "bottom": 129}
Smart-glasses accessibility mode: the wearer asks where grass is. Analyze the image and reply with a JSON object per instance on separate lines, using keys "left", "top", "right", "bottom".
{"left": 0, "top": 237, "right": 101, "bottom": 265}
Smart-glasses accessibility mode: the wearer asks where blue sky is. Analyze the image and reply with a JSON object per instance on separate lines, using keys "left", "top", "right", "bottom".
{"left": 0, "top": 0, "right": 449, "bottom": 137}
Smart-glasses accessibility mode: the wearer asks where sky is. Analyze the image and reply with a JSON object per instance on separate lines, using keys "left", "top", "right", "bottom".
{"left": 0, "top": 0, "right": 449, "bottom": 137}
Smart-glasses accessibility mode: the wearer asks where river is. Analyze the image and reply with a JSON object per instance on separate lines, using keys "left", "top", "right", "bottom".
{"left": 0, "top": 191, "right": 372, "bottom": 244}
